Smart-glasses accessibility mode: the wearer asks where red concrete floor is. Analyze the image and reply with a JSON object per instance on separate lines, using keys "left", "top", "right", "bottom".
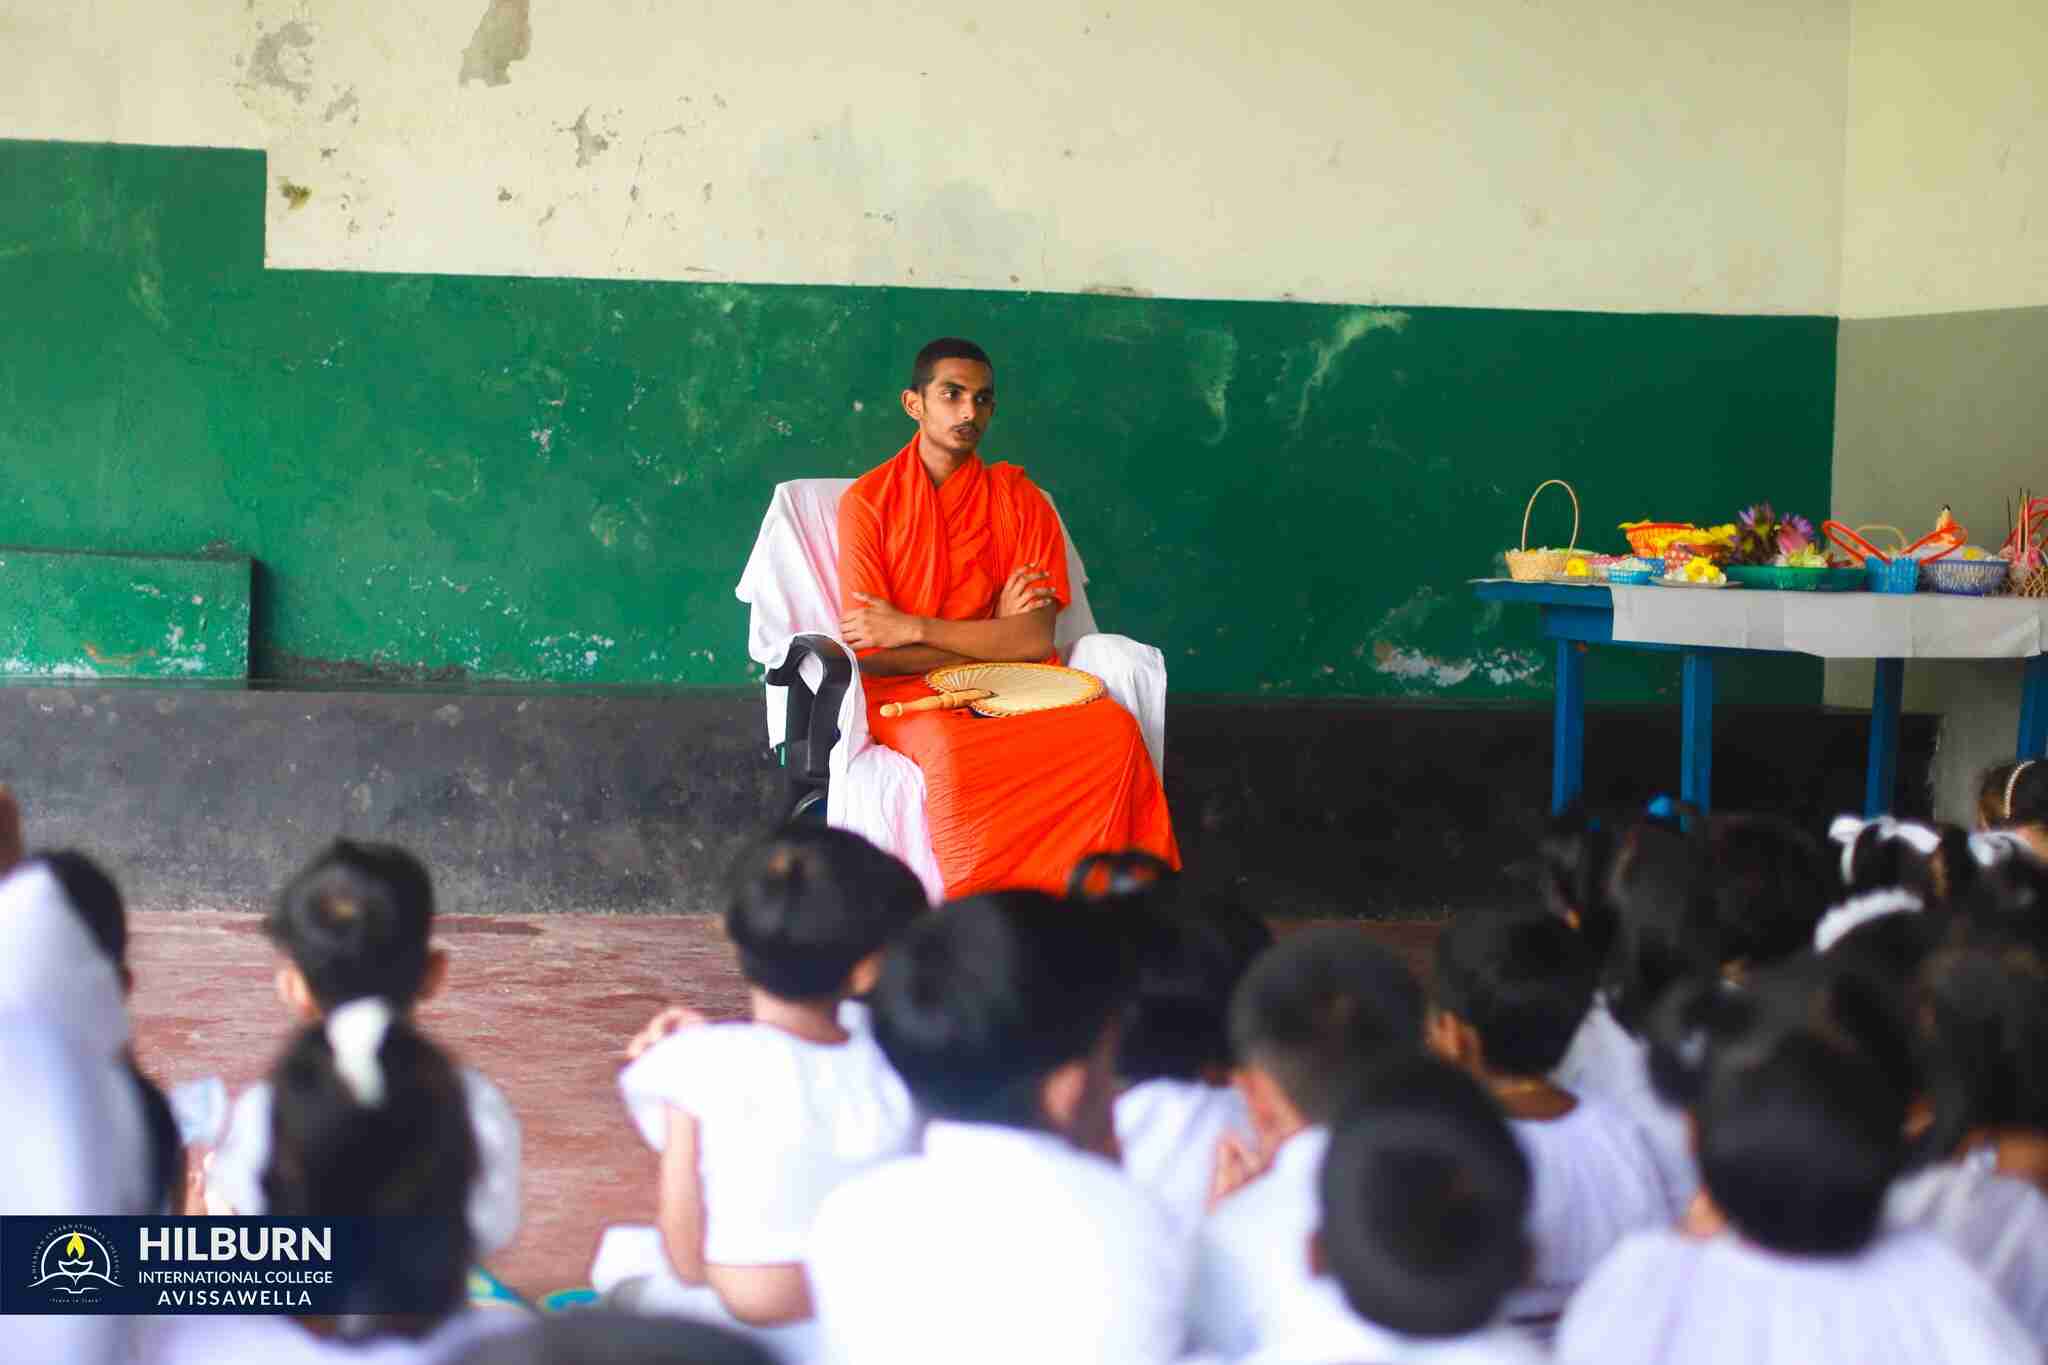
{"left": 125, "top": 912, "right": 1442, "bottom": 1299}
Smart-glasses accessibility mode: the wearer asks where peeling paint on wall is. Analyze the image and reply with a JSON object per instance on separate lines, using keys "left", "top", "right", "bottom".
{"left": 565, "top": 108, "right": 611, "bottom": 167}
{"left": 243, "top": 21, "right": 316, "bottom": 104}
{"left": 458, "top": 0, "right": 533, "bottom": 88}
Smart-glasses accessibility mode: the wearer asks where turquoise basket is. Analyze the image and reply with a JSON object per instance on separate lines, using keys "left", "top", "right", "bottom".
{"left": 1867, "top": 559, "right": 1921, "bottom": 594}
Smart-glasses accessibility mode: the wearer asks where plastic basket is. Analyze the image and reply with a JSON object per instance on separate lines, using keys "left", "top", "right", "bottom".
{"left": 1868, "top": 558, "right": 1921, "bottom": 594}
{"left": 1723, "top": 565, "right": 1832, "bottom": 592}
{"left": 1620, "top": 522, "right": 1695, "bottom": 559}
{"left": 1921, "top": 558, "right": 2011, "bottom": 596}
{"left": 1608, "top": 566, "right": 1661, "bottom": 586}
{"left": 1505, "top": 480, "right": 1580, "bottom": 581}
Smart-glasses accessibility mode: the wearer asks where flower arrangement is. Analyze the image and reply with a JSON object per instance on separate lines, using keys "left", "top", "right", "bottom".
{"left": 1733, "top": 503, "right": 1824, "bottom": 568}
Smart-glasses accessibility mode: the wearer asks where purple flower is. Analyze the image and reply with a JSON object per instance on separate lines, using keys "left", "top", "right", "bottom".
{"left": 1778, "top": 515, "right": 1814, "bottom": 555}
{"left": 1739, "top": 502, "right": 1775, "bottom": 532}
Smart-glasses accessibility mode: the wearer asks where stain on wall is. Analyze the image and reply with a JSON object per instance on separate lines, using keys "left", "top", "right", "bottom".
{"left": 0, "top": 138, "right": 1834, "bottom": 702}
{"left": 458, "top": 0, "right": 533, "bottom": 88}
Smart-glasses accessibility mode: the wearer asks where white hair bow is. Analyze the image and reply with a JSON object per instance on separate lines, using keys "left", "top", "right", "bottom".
{"left": 1828, "top": 815, "right": 1941, "bottom": 884}
{"left": 1814, "top": 888, "right": 1925, "bottom": 953}
{"left": 326, "top": 998, "right": 394, "bottom": 1108}
{"left": 1969, "top": 831, "right": 2029, "bottom": 868}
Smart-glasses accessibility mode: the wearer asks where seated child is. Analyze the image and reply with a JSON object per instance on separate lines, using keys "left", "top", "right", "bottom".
{"left": 807, "top": 891, "right": 1190, "bottom": 1365}
{"left": 0, "top": 853, "right": 156, "bottom": 1216}
{"left": 1110, "top": 881, "right": 1273, "bottom": 1234}
{"left": 1559, "top": 1021, "right": 2033, "bottom": 1362}
{"left": 607, "top": 826, "right": 926, "bottom": 1350}
{"left": 143, "top": 1001, "right": 522, "bottom": 1363}
{"left": 1430, "top": 911, "right": 1671, "bottom": 1322}
{"left": 1887, "top": 945, "right": 2048, "bottom": 1340}
{"left": 207, "top": 840, "right": 523, "bottom": 1260}
{"left": 1551, "top": 823, "right": 1717, "bottom": 1209}
{"left": 1190, "top": 925, "right": 1425, "bottom": 1359}
{"left": 1240, "top": 1054, "right": 1544, "bottom": 1365}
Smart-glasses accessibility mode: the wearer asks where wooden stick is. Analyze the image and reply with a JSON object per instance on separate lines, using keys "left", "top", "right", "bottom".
{"left": 880, "top": 688, "right": 994, "bottom": 718}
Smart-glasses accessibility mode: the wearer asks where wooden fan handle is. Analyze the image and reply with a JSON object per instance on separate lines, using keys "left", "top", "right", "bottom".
{"left": 880, "top": 688, "right": 993, "bottom": 718}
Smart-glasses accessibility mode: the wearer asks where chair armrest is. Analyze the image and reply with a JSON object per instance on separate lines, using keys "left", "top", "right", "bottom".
{"left": 766, "top": 633, "right": 853, "bottom": 785}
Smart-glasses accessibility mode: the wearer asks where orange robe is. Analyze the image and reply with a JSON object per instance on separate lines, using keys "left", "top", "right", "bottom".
{"left": 839, "top": 436, "right": 1180, "bottom": 898}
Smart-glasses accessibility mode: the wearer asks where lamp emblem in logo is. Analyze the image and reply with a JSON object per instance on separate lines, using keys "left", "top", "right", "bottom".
{"left": 29, "top": 1225, "right": 122, "bottom": 1303}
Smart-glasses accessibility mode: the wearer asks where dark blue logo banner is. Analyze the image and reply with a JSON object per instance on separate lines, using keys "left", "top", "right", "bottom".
{"left": 2, "top": 1217, "right": 458, "bottom": 1315}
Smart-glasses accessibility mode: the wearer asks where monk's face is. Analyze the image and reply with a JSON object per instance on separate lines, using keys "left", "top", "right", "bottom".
{"left": 903, "top": 358, "right": 995, "bottom": 458}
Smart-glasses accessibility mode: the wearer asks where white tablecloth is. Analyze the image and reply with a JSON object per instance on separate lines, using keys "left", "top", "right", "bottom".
{"left": 1609, "top": 587, "right": 2048, "bottom": 659}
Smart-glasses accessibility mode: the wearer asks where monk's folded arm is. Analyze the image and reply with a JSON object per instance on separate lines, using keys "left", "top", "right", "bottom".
{"left": 858, "top": 645, "right": 974, "bottom": 676}
{"left": 915, "top": 606, "right": 1057, "bottom": 663}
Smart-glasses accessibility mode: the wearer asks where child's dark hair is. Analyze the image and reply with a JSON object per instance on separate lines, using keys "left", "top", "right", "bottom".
{"left": 724, "top": 826, "right": 928, "bottom": 1001}
{"left": 42, "top": 850, "right": 125, "bottom": 973}
{"left": 1229, "top": 927, "right": 1423, "bottom": 1123}
{"left": 265, "top": 1003, "right": 477, "bottom": 1331}
{"left": 1979, "top": 759, "right": 2048, "bottom": 830}
{"left": 130, "top": 1064, "right": 182, "bottom": 1214}
{"left": 1117, "top": 888, "right": 1274, "bottom": 1083}
{"left": 1838, "top": 819, "right": 1976, "bottom": 909}
{"left": 1600, "top": 825, "right": 1722, "bottom": 1034}
{"left": 1956, "top": 851, "right": 2048, "bottom": 959}
{"left": 1538, "top": 811, "right": 1621, "bottom": 964}
{"left": 1318, "top": 1054, "right": 1531, "bottom": 1338}
{"left": 1432, "top": 910, "right": 1595, "bottom": 1077}
{"left": 1694, "top": 1029, "right": 1904, "bottom": 1256}
{"left": 1067, "top": 849, "right": 1177, "bottom": 903}
{"left": 1647, "top": 955, "right": 1919, "bottom": 1119}
{"left": 1705, "top": 815, "right": 1833, "bottom": 968}
{"left": 869, "top": 891, "right": 1128, "bottom": 1130}
{"left": 451, "top": 1311, "right": 778, "bottom": 1365}
{"left": 1912, "top": 945, "right": 2048, "bottom": 1165}
{"left": 267, "top": 841, "right": 436, "bottom": 1010}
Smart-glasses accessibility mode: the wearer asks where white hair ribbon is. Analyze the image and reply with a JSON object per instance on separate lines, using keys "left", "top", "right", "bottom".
{"left": 1969, "top": 831, "right": 2028, "bottom": 867}
{"left": 1828, "top": 814, "right": 1941, "bottom": 883}
{"left": 326, "top": 998, "right": 393, "bottom": 1108}
{"left": 1814, "top": 889, "right": 1925, "bottom": 953}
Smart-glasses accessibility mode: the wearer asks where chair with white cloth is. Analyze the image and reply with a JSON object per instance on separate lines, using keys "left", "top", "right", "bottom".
{"left": 735, "top": 478, "right": 1168, "bottom": 903}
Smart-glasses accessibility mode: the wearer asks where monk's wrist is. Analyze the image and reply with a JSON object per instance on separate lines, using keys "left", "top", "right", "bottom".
{"left": 908, "top": 616, "right": 930, "bottom": 646}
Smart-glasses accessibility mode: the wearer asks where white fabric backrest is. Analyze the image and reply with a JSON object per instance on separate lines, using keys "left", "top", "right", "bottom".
{"left": 736, "top": 477, "right": 1102, "bottom": 655}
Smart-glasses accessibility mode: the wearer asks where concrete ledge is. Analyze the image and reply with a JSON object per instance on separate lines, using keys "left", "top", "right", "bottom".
{"left": 0, "top": 685, "right": 1935, "bottom": 917}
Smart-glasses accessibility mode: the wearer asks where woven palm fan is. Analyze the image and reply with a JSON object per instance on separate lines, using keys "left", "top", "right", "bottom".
{"left": 878, "top": 662, "right": 1106, "bottom": 718}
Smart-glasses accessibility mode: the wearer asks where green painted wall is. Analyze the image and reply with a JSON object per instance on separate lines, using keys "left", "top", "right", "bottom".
{"left": 0, "top": 547, "right": 249, "bottom": 678}
{"left": 1, "top": 139, "right": 1834, "bottom": 701}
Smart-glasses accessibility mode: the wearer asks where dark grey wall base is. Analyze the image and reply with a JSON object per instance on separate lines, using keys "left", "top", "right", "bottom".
{"left": 0, "top": 686, "right": 1933, "bottom": 919}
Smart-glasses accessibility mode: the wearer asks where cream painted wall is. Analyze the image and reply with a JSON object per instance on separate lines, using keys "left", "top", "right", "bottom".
{"left": 0, "top": 0, "right": 1850, "bottom": 314}
{"left": 1840, "top": 0, "right": 2048, "bottom": 319}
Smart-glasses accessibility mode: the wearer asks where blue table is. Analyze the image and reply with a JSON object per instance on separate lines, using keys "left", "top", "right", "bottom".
{"left": 1476, "top": 580, "right": 2048, "bottom": 816}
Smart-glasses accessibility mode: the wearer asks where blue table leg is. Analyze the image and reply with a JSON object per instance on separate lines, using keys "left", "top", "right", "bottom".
{"left": 1552, "top": 639, "right": 1585, "bottom": 815}
{"left": 1681, "top": 653, "right": 1715, "bottom": 813}
{"left": 2019, "top": 654, "right": 2048, "bottom": 759}
{"left": 1866, "top": 658, "right": 1904, "bottom": 816}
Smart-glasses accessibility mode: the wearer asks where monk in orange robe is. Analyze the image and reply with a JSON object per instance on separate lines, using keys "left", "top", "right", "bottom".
{"left": 838, "top": 337, "right": 1180, "bottom": 898}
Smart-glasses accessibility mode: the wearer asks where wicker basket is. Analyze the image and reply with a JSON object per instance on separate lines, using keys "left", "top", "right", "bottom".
{"left": 1505, "top": 480, "right": 1580, "bottom": 581}
{"left": 1868, "top": 558, "right": 1921, "bottom": 594}
{"left": 1921, "top": 558, "right": 2012, "bottom": 596}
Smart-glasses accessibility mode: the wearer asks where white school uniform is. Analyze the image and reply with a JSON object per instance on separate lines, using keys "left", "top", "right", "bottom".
{"left": 1550, "top": 994, "right": 1694, "bottom": 1213}
{"left": 1506, "top": 1093, "right": 1673, "bottom": 1321}
{"left": 1115, "top": 1077, "right": 1253, "bottom": 1235}
{"left": 135, "top": 1305, "right": 524, "bottom": 1365}
{"left": 1555, "top": 1225, "right": 2035, "bottom": 1364}
{"left": 1887, "top": 1148, "right": 2048, "bottom": 1342}
{"left": 808, "top": 1119, "right": 1192, "bottom": 1365}
{"left": 1188, "top": 1125, "right": 1329, "bottom": 1358}
{"left": 1238, "top": 1277, "right": 1545, "bottom": 1365}
{"left": 208, "top": 1066, "right": 522, "bottom": 1255}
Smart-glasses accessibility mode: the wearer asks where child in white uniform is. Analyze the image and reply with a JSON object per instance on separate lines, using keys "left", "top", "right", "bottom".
{"left": 604, "top": 826, "right": 926, "bottom": 1358}
{"left": 206, "top": 841, "right": 522, "bottom": 1258}
{"left": 808, "top": 891, "right": 1191, "bottom": 1365}
{"left": 1240, "top": 1055, "right": 1543, "bottom": 1365}
{"left": 1107, "top": 880, "right": 1271, "bottom": 1234}
{"left": 1429, "top": 910, "right": 1672, "bottom": 1325}
{"left": 1558, "top": 1009, "right": 2033, "bottom": 1362}
{"left": 1885, "top": 943, "right": 2048, "bottom": 1341}
{"left": 142, "top": 1002, "right": 524, "bottom": 1364}
{"left": 1190, "top": 926, "right": 1426, "bottom": 1359}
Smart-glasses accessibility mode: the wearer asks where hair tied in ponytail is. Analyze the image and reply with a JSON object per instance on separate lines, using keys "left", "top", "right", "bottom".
{"left": 326, "top": 998, "right": 394, "bottom": 1108}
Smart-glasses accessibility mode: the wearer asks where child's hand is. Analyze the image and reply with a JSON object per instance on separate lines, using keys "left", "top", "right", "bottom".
{"left": 624, "top": 1006, "right": 710, "bottom": 1060}
{"left": 182, "top": 1147, "right": 212, "bottom": 1216}
{"left": 1207, "top": 1129, "right": 1271, "bottom": 1211}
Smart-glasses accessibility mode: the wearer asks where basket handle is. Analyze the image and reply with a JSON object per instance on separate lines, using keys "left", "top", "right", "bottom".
{"left": 1823, "top": 520, "right": 1887, "bottom": 564}
{"left": 1521, "top": 480, "right": 1580, "bottom": 554}
{"left": 1904, "top": 524, "right": 1966, "bottom": 563}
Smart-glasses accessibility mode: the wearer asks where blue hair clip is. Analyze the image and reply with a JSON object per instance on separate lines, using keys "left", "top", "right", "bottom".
{"left": 1646, "top": 795, "right": 1677, "bottom": 820}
